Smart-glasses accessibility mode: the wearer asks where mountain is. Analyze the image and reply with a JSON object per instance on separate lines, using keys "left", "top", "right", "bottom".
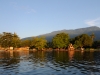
{"left": 22, "top": 26, "right": 100, "bottom": 41}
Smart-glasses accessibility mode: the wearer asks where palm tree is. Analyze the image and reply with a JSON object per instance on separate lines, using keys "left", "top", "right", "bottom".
{"left": 90, "top": 33, "right": 95, "bottom": 41}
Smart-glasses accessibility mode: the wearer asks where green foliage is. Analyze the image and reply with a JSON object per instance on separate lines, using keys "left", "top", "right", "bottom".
{"left": 31, "top": 37, "right": 47, "bottom": 50}
{"left": 52, "top": 33, "right": 69, "bottom": 48}
{"left": 21, "top": 40, "right": 32, "bottom": 47}
{"left": 11, "top": 33, "right": 21, "bottom": 48}
{"left": 74, "top": 34, "right": 93, "bottom": 48}
{"left": 74, "top": 40, "right": 82, "bottom": 48}
{"left": 0, "top": 32, "right": 21, "bottom": 48}
{"left": 46, "top": 42, "right": 53, "bottom": 48}
{"left": 90, "top": 33, "right": 95, "bottom": 41}
{"left": 0, "top": 32, "right": 12, "bottom": 47}
{"left": 0, "top": 32, "right": 96, "bottom": 49}
{"left": 92, "top": 40, "right": 100, "bottom": 49}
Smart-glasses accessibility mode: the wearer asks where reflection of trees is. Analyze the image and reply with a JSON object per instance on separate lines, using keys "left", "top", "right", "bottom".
{"left": 30, "top": 51, "right": 47, "bottom": 67}
{"left": 0, "top": 51, "right": 20, "bottom": 70}
{"left": 74, "top": 51, "right": 84, "bottom": 61}
{"left": 32, "top": 51, "right": 46, "bottom": 61}
{"left": 0, "top": 51, "right": 24, "bottom": 75}
{"left": 72, "top": 51, "right": 100, "bottom": 74}
{"left": 93, "top": 51, "right": 100, "bottom": 62}
{"left": 73, "top": 51, "right": 94, "bottom": 62}
{"left": 82, "top": 51, "right": 94, "bottom": 61}
{"left": 0, "top": 51, "right": 11, "bottom": 60}
{"left": 13, "top": 51, "right": 20, "bottom": 58}
{"left": 0, "top": 50, "right": 96, "bottom": 74}
{"left": 53, "top": 51, "right": 69, "bottom": 64}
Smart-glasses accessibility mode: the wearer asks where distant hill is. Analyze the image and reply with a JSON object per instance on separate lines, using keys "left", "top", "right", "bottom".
{"left": 22, "top": 26, "right": 100, "bottom": 41}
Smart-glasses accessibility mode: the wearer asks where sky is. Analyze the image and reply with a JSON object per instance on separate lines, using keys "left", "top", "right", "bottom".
{"left": 0, "top": 0, "right": 100, "bottom": 38}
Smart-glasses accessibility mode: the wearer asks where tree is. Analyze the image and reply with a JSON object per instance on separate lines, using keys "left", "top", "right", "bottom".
{"left": 0, "top": 32, "right": 13, "bottom": 48}
{"left": 92, "top": 40, "right": 100, "bottom": 49}
{"left": 21, "top": 40, "right": 32, "bottom": 47}
{"left": 90, "top": 33, "right": 95, "bottom": 41}
{"left": 74, "top": 34, "right": 93, "bottom": 48}
{"left": 52, "top": 33, "right": 69, "bottom": 48}
{"left": 74, "top": 40, "right": 82, "bottom": 48}
{"left": 31, "top": 37, "right": 47, "bottom": 50}
{"left": 0, "top": 32, "right": 21, "bottom": 48}
{"left": 46, "top": 42, "right": 53, "bottom": 48}
{"left": 12, "top": 32, "right": 21, "bottom": 48}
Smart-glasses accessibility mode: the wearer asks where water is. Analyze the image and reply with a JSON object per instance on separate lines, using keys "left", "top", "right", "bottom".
{"left": 0, "top": 50, "right": 100, "bottom": 75}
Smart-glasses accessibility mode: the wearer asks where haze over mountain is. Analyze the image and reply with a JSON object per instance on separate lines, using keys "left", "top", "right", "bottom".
{"left": 22, "top": 26, "right": 100, "bottom": 41}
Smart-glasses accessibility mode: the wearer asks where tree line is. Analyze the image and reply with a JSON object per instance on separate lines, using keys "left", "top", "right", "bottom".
{"left": 0, "top": 32, "right": 100, "bottom": 50}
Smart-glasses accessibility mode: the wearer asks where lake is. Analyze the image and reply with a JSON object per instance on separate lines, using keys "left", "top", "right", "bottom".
{"left": 0, "top": 50, "right": 100, "bottom": 75}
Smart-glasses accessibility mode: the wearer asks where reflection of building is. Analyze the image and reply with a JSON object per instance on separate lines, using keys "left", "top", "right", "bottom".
{"left": 10, "top": 51, "right": 13, "bottom": 57}
{"left": 0, "top": 50, "right": 29, "bottom": 60}
{"left": 68, "top": 51, "right": 75, "bottom": 61}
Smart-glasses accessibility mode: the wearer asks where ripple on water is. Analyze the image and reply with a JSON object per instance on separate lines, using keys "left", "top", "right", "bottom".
{"left": 0, "top": 51, "right": 100, "bottom": 75}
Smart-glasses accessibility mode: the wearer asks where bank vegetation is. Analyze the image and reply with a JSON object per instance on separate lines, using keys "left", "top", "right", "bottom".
{"left": 0, "top": 32, "right": 100, "bottom": 51}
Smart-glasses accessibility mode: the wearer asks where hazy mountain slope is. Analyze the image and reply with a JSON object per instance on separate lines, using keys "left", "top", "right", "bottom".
{"left": 22, "top": 26, "right": 100, "bottom": 41}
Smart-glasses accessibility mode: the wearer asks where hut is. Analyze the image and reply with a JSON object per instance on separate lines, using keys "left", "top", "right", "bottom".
{"left": 68, "top": 44, "right": 74, "bottom": 51}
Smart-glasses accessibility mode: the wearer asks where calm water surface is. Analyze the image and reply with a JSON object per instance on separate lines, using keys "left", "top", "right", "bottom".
{"left": 0, "top": 50, "right": 100, "bottom": 75}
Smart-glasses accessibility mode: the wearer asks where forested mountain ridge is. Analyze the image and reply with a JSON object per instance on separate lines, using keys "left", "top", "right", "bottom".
{"left": 22, "top": 26, "right": 100, "bottom": 41}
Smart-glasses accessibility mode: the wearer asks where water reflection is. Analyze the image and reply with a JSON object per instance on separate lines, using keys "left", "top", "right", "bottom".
{"left": 0, "top": 50, "right": 100, "bottom": 75}
{"left": 68, "top": 51, "right": 75, "bottom": 61}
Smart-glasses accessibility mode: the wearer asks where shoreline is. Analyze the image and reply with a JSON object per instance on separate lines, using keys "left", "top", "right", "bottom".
{"left": 0, "top": 49, "right": 100, "bottom": 52}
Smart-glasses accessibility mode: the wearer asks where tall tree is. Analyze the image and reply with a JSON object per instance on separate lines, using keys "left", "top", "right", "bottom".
{"left": 90, "top": 33, "right": 95, "bottom": 41}
{"left": 92, "top": 40, "right": 100, "bottom": 48}
{"left": 46, "top": 42, "right": 53, "bottom": 48}
{"left": 0, "top": 32, "right": 21, "bottom": 48}
{"left": 74, "top": 34, "right": 93, "bottom": 48}
{"left": 31, "top": 37, "right": 47, "bottom": 50}
{"left": 12, "top": 32, "right": 21, "bottom": 48}
{"left": 0, "top": 32, "right": 13, "bottom": 48}
{"left": 21, "top": 40, "right": 32, "bottom": 47}
{"left": 52, "top": 33, "right": 69, "bottom": 48}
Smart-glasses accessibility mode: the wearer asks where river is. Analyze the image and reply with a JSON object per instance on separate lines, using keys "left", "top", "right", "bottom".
{"left": 0, "top": 50, "right": 100, "bottom": 75}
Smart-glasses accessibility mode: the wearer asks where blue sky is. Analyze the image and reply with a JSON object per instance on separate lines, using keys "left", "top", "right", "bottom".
{"left": 0, "top": 0, "right": 100, "bottom": 38}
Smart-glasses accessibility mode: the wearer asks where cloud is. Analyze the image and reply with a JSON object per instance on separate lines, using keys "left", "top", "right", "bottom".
{"left": 85, "top": 18, "right": 100, "bottom": 27}
{"left": 10, "top": 2, "right": 36, "bottom": 13}
{"left": 26, "top": 8, "right": 36, "bottom": 13}
{"left": 20, "top": 6, "right": 36, "bottom": 13}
